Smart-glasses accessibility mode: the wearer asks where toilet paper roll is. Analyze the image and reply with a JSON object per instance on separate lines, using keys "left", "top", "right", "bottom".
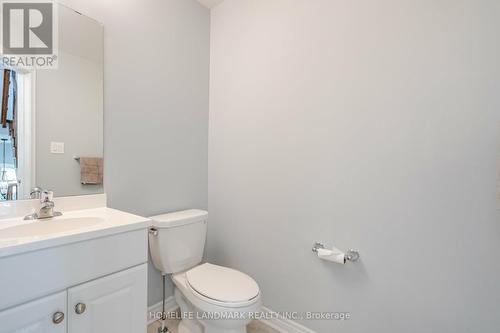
{"left": 317, "top": 247, "right": 346, "bottom": 264}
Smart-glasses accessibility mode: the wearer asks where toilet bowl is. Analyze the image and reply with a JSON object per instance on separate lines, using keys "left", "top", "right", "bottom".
{"left": 148, "top": 210, "right": 261, "bottom": 333}
{"left": 172, "top": 263, "right": 261, "bottom": 333}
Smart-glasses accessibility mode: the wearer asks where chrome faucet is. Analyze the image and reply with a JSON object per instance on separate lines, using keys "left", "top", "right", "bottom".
{"left": 24, "top": 189, "right": 63, "bottom": 220}
{"left": 29, "top": 187, "right": 44, "bottom": 199}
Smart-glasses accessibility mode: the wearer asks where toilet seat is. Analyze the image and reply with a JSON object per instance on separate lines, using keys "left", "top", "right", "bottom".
{"left": 186, "top": 263, "right": 260, "bottom": 307}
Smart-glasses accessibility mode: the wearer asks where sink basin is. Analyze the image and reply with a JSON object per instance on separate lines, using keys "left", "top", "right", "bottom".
{"left": 0, "top": 207, "right": 150, "bottom": 258}
{"left": 0, "top": 217, "right": 105, "bottom": 241}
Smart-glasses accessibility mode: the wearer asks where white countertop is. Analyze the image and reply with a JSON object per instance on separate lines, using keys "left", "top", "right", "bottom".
{"left": 0, "top": 207, "right": 151, "bottom": 258}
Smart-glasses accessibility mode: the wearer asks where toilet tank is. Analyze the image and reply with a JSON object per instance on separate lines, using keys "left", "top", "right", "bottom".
{"left": 149, "top": 209, "right": 208, "bottom": 274}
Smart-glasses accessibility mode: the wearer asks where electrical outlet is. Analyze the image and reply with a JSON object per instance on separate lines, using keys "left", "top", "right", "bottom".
{"left": 50, "top": 142, "right": 65, "bottom": 154}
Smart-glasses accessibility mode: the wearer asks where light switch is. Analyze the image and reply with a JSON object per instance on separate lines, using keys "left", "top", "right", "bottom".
{"left": 50, "top": 142, "right": 65, "bottom": 154}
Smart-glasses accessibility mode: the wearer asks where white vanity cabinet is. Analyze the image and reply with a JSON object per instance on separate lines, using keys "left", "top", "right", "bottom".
{"left": 0, "top": 264, "right": 147, "bottom": 333}
{"left": 0, "top": 219, "right": 150, "bottom": 333}
{"left": 0, "top": 291, "right": 67, "bottom": 333}
{"left": 68, "top": 264, "right": 147, "bottom": 333}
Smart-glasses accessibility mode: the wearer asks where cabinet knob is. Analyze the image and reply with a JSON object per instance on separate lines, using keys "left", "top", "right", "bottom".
{"left": 52, "top": 311, "right": 64, "bottom": 324}
{"left": 75, "top": 303, "right": 87, "bottom": 314}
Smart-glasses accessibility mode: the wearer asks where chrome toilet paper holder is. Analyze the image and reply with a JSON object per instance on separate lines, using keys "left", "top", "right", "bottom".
{"left": 312, "top": 242, "right": 360, "bottom": 262}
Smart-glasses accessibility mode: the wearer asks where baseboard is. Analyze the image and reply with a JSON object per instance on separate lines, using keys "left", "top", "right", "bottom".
{"left": 258, "top": 307, "right": 317, "bottom": 333}
{"left": 147, "top": 299, "right": 316, "bottom": 333}
{"left": 147, "top": 296, "right": 178, "bottom": 324}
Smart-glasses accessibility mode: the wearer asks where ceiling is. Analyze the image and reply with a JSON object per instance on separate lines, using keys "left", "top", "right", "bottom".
{"left": 196, "top": 0, "right": 225, "bottom": 9}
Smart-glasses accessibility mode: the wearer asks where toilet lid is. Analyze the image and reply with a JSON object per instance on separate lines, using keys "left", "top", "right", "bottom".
{"left": 186, "top": 263, "right": 259, "bottom": 303}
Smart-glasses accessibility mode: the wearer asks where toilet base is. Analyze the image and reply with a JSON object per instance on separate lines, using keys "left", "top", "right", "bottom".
{"left": 178, "top": 320, "right": 198, "bottom": 333}
{"left": 177, "top": 319, "right": 248, "bottom": 333}
{"left": 202, "top": 323, "right": 247, "bottom": 333}
{"left": 174, "top": 286, "right": 253, "bottom": 333}
{"left": 175, "top": 288, "right": 203, "bottom": 333}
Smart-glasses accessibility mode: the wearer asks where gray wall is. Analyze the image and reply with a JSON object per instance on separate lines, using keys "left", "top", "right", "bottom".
{"left": 59, "top": 0, "right": 210, "bottom": 306}
{"left": 208, "top": 1, "right": 500, "bottom": 332}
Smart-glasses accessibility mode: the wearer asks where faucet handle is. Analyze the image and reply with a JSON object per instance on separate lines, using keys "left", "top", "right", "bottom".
{"left": 41, "top": 190, "right": 54, "bottom": 202}
{"left": 30, "top": 187, "right": 44, "bottom": 199}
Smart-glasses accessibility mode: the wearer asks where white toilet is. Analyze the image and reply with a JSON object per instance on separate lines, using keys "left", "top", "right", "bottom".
{"left": 149, "top": 209, "right": 261, "bottom": 333}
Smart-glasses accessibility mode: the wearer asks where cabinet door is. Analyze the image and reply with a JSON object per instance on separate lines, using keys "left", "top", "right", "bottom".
{"left": 0, "top": 291, "right": 67, "bottom": 333}
{"left": 68, "top": 264, "right": 147, "bottom": 333}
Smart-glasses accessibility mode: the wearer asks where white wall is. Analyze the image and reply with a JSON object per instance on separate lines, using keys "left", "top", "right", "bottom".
{"left": 57, "top": 0, "right": 210, "bottom": 306}
{"left": 208, "top": 1, "right": 500, "bottom": 332}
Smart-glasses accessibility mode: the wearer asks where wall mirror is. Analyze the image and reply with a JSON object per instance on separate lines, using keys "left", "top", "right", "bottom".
{"left": 0, "top": 3, "right": 103, "bottom": 201}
